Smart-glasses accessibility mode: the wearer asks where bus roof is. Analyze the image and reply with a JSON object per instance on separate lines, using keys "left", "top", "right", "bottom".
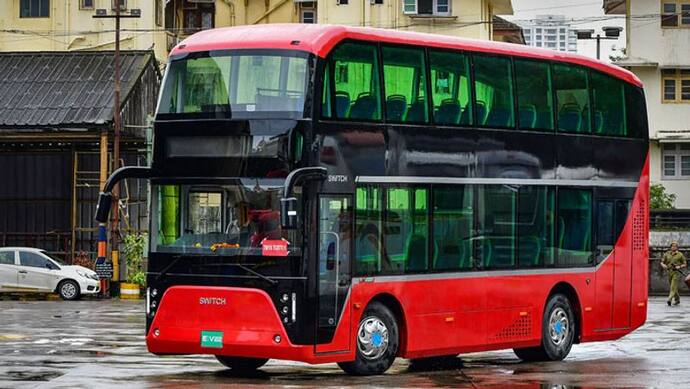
{"left": 171, "top": 24, "right": 642, "bottom": 88}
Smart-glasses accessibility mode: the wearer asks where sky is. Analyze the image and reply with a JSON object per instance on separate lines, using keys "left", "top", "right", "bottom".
{"left": 500, "top": 0, "right": 626, "bottom": 62}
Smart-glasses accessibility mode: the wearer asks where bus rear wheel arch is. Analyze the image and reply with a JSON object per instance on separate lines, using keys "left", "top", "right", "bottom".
{"left": 338, "top": 301, "right": 400, "bottom": 375}
{"left": 514, "top": 292, "right": 576, "bottom": 362}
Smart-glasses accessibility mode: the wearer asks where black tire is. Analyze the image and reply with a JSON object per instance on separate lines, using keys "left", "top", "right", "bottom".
{"left": 215, "top": 356, "right": 269, "bottom": 371}
{"left": 338, "top": 302, "right": 399, "bottom": 376}
{"left": 57, "top": 280, "right": 81, "bottom": 301}
{"left": 514, "top": 293, "right": 575, "bottom": 362}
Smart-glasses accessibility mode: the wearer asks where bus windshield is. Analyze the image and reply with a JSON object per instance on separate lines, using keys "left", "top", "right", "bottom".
{"left": 157, "top": 50, "right": 310, "bottom": 119}
{"left": 150, "top": 180, "right": 301, "bottom": 256}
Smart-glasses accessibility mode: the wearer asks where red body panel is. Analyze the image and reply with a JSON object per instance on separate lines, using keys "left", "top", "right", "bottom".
{"left": 146, "top": 153, "right": 649, "bottom": 363}
{"left": 147, "top": 160, "right": 649, "bottom": 364}
{"left": 169, "top": 24, "right": 642, "bottom": 88}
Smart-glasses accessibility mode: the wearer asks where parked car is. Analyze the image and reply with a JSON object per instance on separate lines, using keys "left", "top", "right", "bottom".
{"left": 0, "top": 247, "right": 100, "bottom": 300}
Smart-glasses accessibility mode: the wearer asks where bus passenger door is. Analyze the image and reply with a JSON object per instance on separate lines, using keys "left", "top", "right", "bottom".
{"left": 315, "top": 195, "right": 352, "bottom": 354}
{"left": 595, "top": 199, "right": 632, "bottom": 330}
{"left": 594, "top": 200, "right": 614, "bottom": 330}
{"left": 612, "top": 200, "right": 632, "bottom": 329}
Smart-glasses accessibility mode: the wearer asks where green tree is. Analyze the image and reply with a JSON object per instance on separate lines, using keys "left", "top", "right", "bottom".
{"left": 650, "top": 183, "right": 676, "bottom": 209}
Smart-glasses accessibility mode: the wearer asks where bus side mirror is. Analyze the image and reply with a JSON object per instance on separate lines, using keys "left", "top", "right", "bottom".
{"left": 95, "top": 192, "right": 113, "bottom": 223}
{"left": 280, "top": 197, "right": 298, "bottom": 229}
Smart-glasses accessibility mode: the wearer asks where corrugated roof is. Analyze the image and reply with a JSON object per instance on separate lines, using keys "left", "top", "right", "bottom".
{"left": 0, "top": 51, "right": 155, "bottom": 129}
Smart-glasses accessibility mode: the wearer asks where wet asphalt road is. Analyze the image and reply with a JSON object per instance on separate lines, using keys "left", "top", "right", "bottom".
{"left": 0, "top": 296, "right": 688, "bottom": 388}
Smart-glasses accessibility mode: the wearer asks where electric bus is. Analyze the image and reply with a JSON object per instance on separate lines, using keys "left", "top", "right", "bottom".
{"left": 96, "top": 24, "right": 649, "bottom": 375}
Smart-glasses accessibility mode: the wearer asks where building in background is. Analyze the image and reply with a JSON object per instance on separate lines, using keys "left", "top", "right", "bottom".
{"left": 604, "top": 0, "right": 690, "bottom": 209}
{"left": 0, "top": 0, "right": 306, "bottom": 64}
{"left": 519, "top": 15, "right": 577, "bottom": 53}
{"left": 0, "top": 51, "right": 159, "bottom": 261}
{"left": 317, "top": 0, "right": 513, "bottom": 41}
{"left": 0, "top": 1, "right": 169, "bottom": 62}
{"left": 492, "top": 15, "right": 525, "bottom": 44}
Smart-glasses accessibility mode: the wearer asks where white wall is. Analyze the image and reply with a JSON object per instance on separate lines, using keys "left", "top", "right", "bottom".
{"left": 627, "top": 0, "right": 690, "bottom": 209}
{"left": 628, "top": 0, "right": 690, "bottom": 65}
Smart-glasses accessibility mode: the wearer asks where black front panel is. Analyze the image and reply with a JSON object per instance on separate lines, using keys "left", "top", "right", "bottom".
{"left": 152, "top": 119, "right": 309, "bottom": 178}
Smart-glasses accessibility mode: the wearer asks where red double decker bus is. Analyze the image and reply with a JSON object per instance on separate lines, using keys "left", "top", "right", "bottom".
{"left": 97, "top": 24, "right": 649, "bottom": 375}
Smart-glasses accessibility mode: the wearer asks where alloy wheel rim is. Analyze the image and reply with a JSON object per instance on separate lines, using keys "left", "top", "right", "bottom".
{"left": 357, "top": 316, "right": 389, "bottom": 360}
{"left": 62, "top": 282, "right": 77, "bottom": 299}
{"left": 548, "top": 307, "right": 569, "bottom": 346}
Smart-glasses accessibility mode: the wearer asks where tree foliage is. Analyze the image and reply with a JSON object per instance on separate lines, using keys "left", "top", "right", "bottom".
{"left": 650, "top": 183, "right": 676, "bottom": 209}
{"left": 123, "top": 232, "right": 147, "bottom": 287}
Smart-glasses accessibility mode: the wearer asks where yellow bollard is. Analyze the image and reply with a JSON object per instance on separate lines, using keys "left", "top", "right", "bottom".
{"left": 112, "top": 250, "right": 119, "bottom": 282}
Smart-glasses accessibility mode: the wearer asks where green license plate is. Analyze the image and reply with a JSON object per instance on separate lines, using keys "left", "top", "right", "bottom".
{"left": 200, "top": 331, "right": 223, "bottom": 348}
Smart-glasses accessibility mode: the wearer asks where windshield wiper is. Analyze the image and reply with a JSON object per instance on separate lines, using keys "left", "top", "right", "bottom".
{"left": 155, "top": 255, "right": 183, "bottom": 281}
{"left": 230, "top": 263, "right": 278, "bottom": 286}
{"left": 154, "top": 255, "right": 278, "bottom": 286}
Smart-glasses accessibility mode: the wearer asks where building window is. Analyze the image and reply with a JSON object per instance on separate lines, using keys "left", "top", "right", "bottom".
{"left": 662, "top": 69, "right": 690, "bottom": 103}
{"left": 337, "top": 0, "right": 349, "bottom": 5}
{"left": 403, "top": 0, "right": 451, "bottom": 15}
{"left": 373, "top": 0, "right": 384, "bottom": 4}
{"left": 662, "top": 143, "right": 690, "bottom": 178}
{"left": 662, "top": 1, "right": 690, "bottom": 27}
{"left": 80, "top": 0, "right": 94, "bottom": 10}
{"left": 155, "top": 0, "right": 163, "bottom": 26}
{"left": 112, "top": 0, "right": 127, "bottom": 11}
{"left": 301, "top": 10, "right": 315, "bottom": 23}
{"left": 183, "top": 3, "right": 215, "bottom": 33}
{"left": 20, "top": 0, "right": 49, "bottom": 17}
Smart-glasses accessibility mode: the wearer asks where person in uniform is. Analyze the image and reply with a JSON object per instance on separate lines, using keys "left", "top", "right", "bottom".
{"left": 661, "top": 242, "right": 687, "bottom": 306}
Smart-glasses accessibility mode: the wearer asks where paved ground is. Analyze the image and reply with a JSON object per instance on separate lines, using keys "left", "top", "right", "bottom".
{"left": 0, "top": 296, "right": 688, "bottom": 388}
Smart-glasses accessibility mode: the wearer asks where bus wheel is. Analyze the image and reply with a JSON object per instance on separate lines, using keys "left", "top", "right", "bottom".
{"left": 338, "top": 302, "right": 399, "bottom": 375}
{"left": 215, "top": 356, "right": 269, "bottom": 371}
{"left": 514, "top": 293, "right": 575, "bottom": 362}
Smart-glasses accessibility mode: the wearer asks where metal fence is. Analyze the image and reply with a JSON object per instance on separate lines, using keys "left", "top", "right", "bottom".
{"left": 650, "top": 209, "right": 690, "bottom": 230}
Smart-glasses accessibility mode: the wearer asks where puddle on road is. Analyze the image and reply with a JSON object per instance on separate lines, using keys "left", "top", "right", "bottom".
{"left": 4, "top": 370, "right": 63, "bottom": 382}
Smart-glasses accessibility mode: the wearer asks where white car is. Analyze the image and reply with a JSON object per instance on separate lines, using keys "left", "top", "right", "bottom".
{"left": 0, "top": 247, "right": 100, "bottom": 300}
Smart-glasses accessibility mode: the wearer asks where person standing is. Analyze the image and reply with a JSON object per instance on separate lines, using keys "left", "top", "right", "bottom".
{"left": 661, "top": 242, "right": 687, "bottom": 306}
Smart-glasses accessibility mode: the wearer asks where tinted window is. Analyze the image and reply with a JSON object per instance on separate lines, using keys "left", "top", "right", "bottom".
{"left": 473, "top": 55, "right": 515, "bottom": 128}
{"left": 433, "top": 186, "right": 474, "bottom": 271}
{"left": 384, "top": 187, "right": 429, "bottom": 273}
{"left": 382, "top": 46, "right": 428, "bottom": 123}
{"left": 554, "top": 64, "right": 590, "bottom": 133}
{"left": 515, "top": 59, "right": 554, "bottom": 130}
{"left": 0, "top": 252, "right": 15, "bottom": 265}
{"left": 355, "top": 186, "right": 382, "bottom": 275}
{"left": 19, "top": 252, "right": 50, "bottom": 268}
{"left": 429, "top": 50, "right": 472, "bottom": 126}
{"left": 477, "top": 185, "right": 516, "bottom": 268}
{"left": 518, "top": 187, "right": 556, "bottom": 267}
{"left": 329, "top": 42, "right": 382, "bottom": 121}
{"left": 591, "top": 71, "right": 626, "bottom": 136}
{"left": 596, "top": 200, "right": 614, "bottom": 246}
{"left": 625, "top": 85, "right": 648, "bottom": 139}
{"left": 160, "top": 52, "right": 308, "bottom": 119}
{"left": 557, "top": 189, "right": 592, "bottom": 266}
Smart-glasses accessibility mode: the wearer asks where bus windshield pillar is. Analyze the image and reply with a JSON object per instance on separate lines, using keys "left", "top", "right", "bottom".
{"left": 280, "top": 167, "right": 327, "bottom": 229}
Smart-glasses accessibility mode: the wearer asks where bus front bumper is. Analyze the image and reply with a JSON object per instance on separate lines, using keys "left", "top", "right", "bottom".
{"left": 146, "top": 285, "right": 351, "bottom": 364}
